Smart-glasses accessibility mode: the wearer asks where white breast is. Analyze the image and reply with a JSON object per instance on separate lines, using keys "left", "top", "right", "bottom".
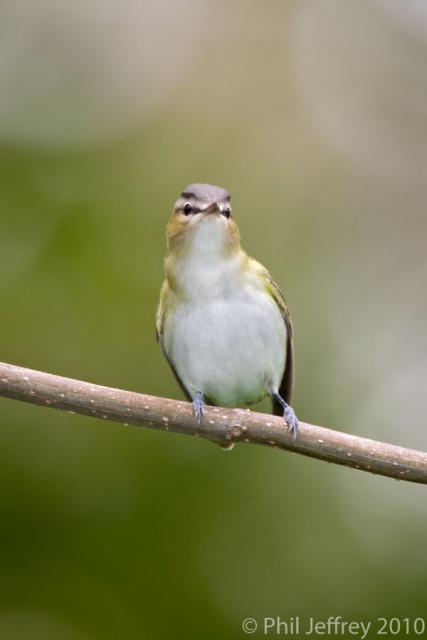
{"left": 163, "top": 241, "right": 286, "bottom": 406}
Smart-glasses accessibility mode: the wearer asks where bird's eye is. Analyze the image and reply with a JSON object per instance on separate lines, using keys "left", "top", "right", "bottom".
{"left": 224, "top": 206, "right": 231, "bottom": 219}
{"left": 183, "top": 203, "right": 192, "bottom": 216}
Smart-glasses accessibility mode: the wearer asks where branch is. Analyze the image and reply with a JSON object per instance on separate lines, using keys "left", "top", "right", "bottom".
{"left": 0, "top": 361, "right": 426, "bottom": 484}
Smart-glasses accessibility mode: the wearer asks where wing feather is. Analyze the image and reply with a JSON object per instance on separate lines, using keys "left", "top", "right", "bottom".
{"left": 155, "top": 280, "right": 192, "bottom": 401}
{"left": 262, "top": 268, "right": 295, "bottom": 411}
{"left": 155, "top": 280, "right": 168, "bottom": 342}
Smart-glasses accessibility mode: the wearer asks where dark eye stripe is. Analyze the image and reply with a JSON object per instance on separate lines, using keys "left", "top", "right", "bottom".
{"left": 182, "top": 203, "right": 201, "bottom": 215}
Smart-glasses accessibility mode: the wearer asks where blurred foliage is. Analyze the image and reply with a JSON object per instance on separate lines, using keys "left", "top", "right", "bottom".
{"left": 0, "top": 1, "right": 427, "bottom": 638}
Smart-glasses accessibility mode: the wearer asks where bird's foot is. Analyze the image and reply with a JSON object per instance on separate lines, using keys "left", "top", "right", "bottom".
{"left": 283, "top": 404, "right": 298, "bottom": 438}
{"left": 192, "top": 391, "right": 204, "bottom": 424}
{"left": 271, "top": 391, "right": 299, "bottom": 438}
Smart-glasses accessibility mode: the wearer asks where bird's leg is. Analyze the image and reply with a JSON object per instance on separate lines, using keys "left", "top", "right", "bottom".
{"left": 271, "top": 390, "right": 299, "bottom": 437}
{"left": 192, "top": 391, "right": 205, "bottom": 424}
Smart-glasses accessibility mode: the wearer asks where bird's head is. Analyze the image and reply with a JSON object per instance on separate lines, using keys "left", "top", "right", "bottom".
{"left": 166, "top": 183, "right": 241, "bottom": 257}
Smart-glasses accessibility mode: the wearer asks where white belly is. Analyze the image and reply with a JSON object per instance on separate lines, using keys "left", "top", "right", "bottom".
{"left": 163, "top": 288, "right": 286, "bottom": 406}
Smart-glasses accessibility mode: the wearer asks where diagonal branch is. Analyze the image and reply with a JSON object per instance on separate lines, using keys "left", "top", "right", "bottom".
{"left": 0, "top": 361, "right": 426, "bottom": 485}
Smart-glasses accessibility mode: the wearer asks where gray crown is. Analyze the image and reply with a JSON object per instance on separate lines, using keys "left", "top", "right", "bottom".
{"left": 181, "top": 183, "right": 230, "bottom": 203}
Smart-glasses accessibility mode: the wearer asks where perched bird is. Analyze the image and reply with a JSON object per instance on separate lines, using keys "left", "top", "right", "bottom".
{"left": 156, "top": 183, "right": 298, "bottom": 434}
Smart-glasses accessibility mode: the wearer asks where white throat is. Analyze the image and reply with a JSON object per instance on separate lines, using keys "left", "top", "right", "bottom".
{"left": 171, "top": 217, "right": 242, "bottom": 301}
{"left": 188, "top": 214, "right": 228, "bottom": 257}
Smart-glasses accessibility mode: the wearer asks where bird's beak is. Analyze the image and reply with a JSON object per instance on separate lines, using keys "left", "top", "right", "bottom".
{"left": 202, "top": 202, "right": 220, "bottom": 215}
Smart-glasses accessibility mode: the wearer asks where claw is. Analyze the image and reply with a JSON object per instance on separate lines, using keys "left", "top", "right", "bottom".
{"left": 271, "top": 390, "right": 299, "bottom": 438}
{"left": 283, "top": 404, "right": 298, "bottom": 438}
{"left": 192, "top": 391, "right": 204, "bottom": 424}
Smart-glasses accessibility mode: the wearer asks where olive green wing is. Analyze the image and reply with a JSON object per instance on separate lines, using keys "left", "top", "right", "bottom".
{"left": 155, "top": 280, "right": 192, "bottom": 401}
{"left": 264, "top": 271, "right": 295, "bottom": 411}
{"left": 155, "top": 280, "right": 168, "bottom": 343}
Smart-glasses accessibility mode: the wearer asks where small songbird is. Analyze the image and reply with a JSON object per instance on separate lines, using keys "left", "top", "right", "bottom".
{"left": 156, "top": 183, "right": 298, "bottom": 434}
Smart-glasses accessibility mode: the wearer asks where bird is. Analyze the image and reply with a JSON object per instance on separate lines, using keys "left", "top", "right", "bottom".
{"left": 156, "top": 183, "right": 298, "bottom": 435}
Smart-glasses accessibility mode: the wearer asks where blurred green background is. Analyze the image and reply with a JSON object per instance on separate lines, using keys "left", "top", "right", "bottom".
{"left": 1, "top": 1, "right": 427, "bottom": 638}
